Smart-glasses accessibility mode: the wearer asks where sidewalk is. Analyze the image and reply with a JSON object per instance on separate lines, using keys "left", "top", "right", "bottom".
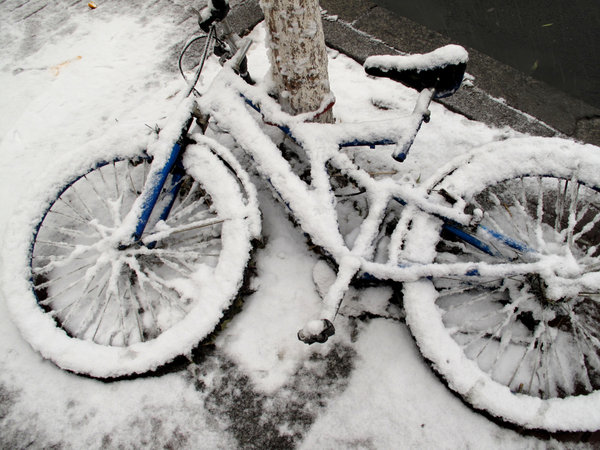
{"left": 230, "top": 0, "right": 600, "bottom": 146}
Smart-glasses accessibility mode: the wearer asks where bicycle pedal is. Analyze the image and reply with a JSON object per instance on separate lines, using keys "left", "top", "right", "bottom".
{"left": 438, "top": 188, "right": 458, "bottom": 205}
{"left": 464, "top": 204, "right": 484, "bottom": 225}
{"left": 297, "top": 319, "right": 335, "bottom": 344}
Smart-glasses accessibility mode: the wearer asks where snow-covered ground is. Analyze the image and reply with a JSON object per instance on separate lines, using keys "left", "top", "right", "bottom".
{"left": 0, "top": 0, "right": 594, "bottom": 447}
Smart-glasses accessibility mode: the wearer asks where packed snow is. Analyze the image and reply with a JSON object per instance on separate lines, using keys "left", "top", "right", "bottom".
{"left": 1, "top": 0, "right": 598, "bottom": 447}
{"left": 364, "top": 44, "right": 468, "bottom": 73}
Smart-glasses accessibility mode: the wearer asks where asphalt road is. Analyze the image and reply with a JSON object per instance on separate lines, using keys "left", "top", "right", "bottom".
{"left": 373, "top": 0, "right": 600, "bottom": 110}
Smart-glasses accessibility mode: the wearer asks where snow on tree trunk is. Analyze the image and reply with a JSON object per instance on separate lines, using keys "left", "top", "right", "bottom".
{"left": 259, "top": 0, "right": 333, "bottom": 123}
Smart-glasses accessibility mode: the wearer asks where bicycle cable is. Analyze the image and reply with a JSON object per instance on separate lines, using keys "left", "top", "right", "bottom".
{"left": 180, "top": 25, "right": 216, "bottom": 97}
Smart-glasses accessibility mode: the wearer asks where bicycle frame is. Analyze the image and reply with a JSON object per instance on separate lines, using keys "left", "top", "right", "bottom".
{"left": 124, "top": 24, "right": 570, "bottom": 342}
{"left": 193, "top": 50, "right": 564, "bottom": 334}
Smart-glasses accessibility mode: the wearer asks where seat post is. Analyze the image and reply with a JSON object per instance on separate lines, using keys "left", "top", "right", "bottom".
{"left": 413, "top": 87, "right": 435, "bottom": 118}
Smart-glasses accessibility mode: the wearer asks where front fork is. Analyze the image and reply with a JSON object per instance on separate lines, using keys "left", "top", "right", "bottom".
{"left": 117, "top": 118, "right": 194, "bottom": 249}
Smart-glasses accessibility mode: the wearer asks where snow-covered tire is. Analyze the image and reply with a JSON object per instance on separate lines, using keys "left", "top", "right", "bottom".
{"left": 4, "top": 145, "right": 258, "bottom": 378}
{"left": 403, "top": 137, "right": 600, "bottom": 431}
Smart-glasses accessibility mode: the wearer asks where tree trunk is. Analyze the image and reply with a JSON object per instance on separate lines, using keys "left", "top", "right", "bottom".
{"left": 259, "top": 0, "right": 333, "bottom": 123}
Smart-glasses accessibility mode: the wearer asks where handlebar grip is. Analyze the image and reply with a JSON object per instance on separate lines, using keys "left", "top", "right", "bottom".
{"left": 199, "top": 0, "right": 230, "bottom": 32}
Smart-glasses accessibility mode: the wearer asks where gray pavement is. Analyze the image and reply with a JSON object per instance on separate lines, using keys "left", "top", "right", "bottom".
{"left": 230, "top": 0, "right": 600, "bottom": 146}
{"left": 371, "top": 0, "right": 600, "bottom": 111}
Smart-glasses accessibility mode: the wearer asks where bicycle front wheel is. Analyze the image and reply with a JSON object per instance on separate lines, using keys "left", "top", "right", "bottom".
{"left": 403, "top": 137, "right": 600, "bottom": 431}
{"left": 5, "top": 146, "right": 258, "bottom": 378}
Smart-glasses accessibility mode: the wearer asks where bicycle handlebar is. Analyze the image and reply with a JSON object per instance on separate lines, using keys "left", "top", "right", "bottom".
{"left": 199, "top": 0, "right": 230, "bottom": 32}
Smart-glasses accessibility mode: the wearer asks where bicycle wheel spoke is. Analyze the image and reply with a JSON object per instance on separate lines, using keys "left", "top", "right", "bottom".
{"left": 489, "top": 318, "right": 518, "bottom": 379}
{"left": 42, "top": 224, "right": 88, "bottom": 239}
{"left": 47, "top": 262, "right": 104, "bottom": 313}
{"left": 472, "top": 192, "right": 527, "bottom": 259}
{"left": 168, "top": 180, "right": 204, "bottom": 220}
{"left": 126, "top": 283, "right": 145, "bottom": 343}
{"left": 71, "top": 182, "right": 97, "bottom": 221}
{"left": 112, "top": 161, "right": 121, "bottom": 199}
{"left": 170, "top": 202, "right": 213, "bottom": 225}
{"left": 96, "top": 162, "right": 114, "bottom": 200}
{"left": 56, "top": 190, "right": 93, "bottom": 224}
{"left": 143, "top": 269, "right": 187, "bottom": 314}
{"left": 34, "top": 262, "right": 94, "bottom": 290}
{"left": 91, "top": 290, "right": 115, "bottom": 343}
{"left": 565, "top": 177, "right": 580, "bottom": 246}
{"left": 34, "top": 249, "right": 94, "bottom": 274}
{"left": 156, "top": 253, "right": 196, "bottom": 273}
{"left": 35, "top": 239, "right": 80, "bottom": 250}
{"left": 150, "top": 248, "right": 220, "bottom": 259}
{"left": 39, "top": 269, "right": 97, "bottom": 308}
{"left": 506, "top": 331, "right": 538, "bottom": 393}
{"left": 570, "top": 310, "right": 600, "bottom": 351}
{"left": 449, "top": 291, "right": 501, "bottom": 317}
{"left": 574, "top": 207, "right": 600, "bottom": 243}
{"left": 506, "top": 190, "right": 532, "bottom": 244}
{"left": 125, "top": 160, "right": 142, "bottom": 197}
{"left": 527, "top": 338, "right": 544, "bottom": 395}
{"left": 438, "top": 283, "right": 485, "bottom": 301}
{"left": 125, "top": 257, "right": 185, "bottom": 329}
{"left": 472, "top": 301, "right": 521, "bottom": 360}
{"left": 548, "top": 331, "right": 570, "bottom": 396}
{"left": 573, "top": 204, "right": 600, "bottom": 246}
{"left": 84, "top": 172, "right": 115, "bottom": 215}
{"left": 89, "top": 261, "right": 129, "bottom": 344}
{"left": 485, "top": 191, "right": 513, "bottom": 225}
{"left": 33, "top": 251, "right": 76, "bottom": 268}
{"left": 555, "top": 178, "right": 566, "bottom": 233}
{"left": 535, "top": 176, "right": 546, "bottom": 251}
{"left": 128, "top": 269, "right": 160, "bottom": 339}
{"left": 540, "top": 321, "right": 555, "bottom": 398}
{"left": 71, "top": 272, "right": 111, "bottom": 337}
{"left": 142, "top": 217, "right": 225, "bottom": 244}
{"left": 114, "top": 277, "right": 130, "bottom": 346}
{"left": 569, "top": 320, "right": 595, "bottom": 393}
{"left": 46, "top": 208, "right": 91, "bottom": 227}
{"left": 156, "top": 235, "right": 222, "bottom": 252}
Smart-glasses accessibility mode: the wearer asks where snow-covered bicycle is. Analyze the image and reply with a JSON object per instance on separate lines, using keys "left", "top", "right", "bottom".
{"left": 5, "top": 0, "right": 600, "bottom": 432}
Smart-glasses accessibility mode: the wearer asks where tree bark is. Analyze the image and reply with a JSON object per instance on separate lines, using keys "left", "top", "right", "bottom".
{"left": 259, "top": 0, "right": 333, "bottom": 123}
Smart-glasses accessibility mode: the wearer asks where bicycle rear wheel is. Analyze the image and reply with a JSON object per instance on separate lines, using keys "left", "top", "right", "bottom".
{"left": 5, "top": 146, "right": 258, "bottom": 378}
{"left": 402, "top": 137, "right": 600, "bottom": 431}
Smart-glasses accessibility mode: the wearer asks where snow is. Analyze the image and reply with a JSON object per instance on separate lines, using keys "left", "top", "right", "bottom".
{"left": 300, "top": 319, "right": 534, "bottom": 449}
{"left": 364, "top": 44, "right": 469, "bottom": 73}
{"left": 0, "top": 0, "right": 596, "bottom": 447}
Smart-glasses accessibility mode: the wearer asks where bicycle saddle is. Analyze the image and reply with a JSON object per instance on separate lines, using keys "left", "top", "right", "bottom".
{"left": 364, "top": 44, "right": 468, "bottom": 98}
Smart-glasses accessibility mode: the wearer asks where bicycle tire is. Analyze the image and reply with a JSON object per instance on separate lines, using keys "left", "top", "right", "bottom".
{"left": 4, "top": 145, "right": 258, "bottom": 378}
{"left": 402, "top": 137, "right": 600, "bottom": 431}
